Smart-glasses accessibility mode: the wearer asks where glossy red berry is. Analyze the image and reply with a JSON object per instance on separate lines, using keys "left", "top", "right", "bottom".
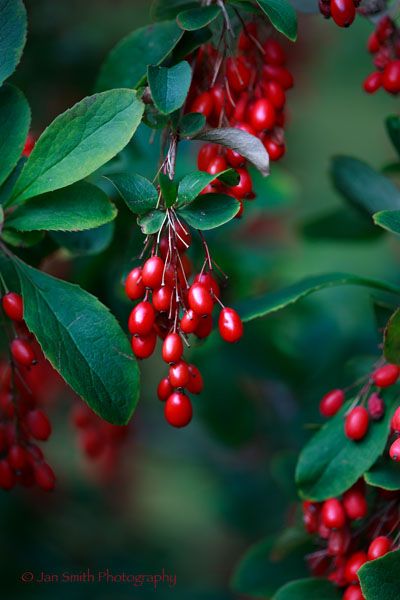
{"left": 218, "top": 308, "right": 243, "bottom": 343}
{"left": 0, "top": 459, "right": 15, "bottom": 490}
{"left": 344, "top": 551, "right": 367, "bottom": 584}
{"left": 162, "top": 333, "right": 183, "bottom": 364}
{"left": 249, "top": 98, "right": 276, "bottom": 131}
{"left": 263, "top": 39, "right": 286, "bottom": 65}
{"left": 264, "top": 138, "right": 286, "bottom": 162}
{"left": 389, "top": 437, "right": 400, "bottom": 461}
{"left": 343, "top": 488, "right": 367, "bottom": 520}
{"left": 321, "top": 498, "right": 346, "bottom": 529}
{"left": 26, "top": 409, "right": 52, "bottom": 441}
{"left": 229, "top": 168, "right": 253, "bottom": 199}
{"left": 186, "top": 364, "right": 203, "bottom": 394}
{"left": 125, "top": 267, "right": 145, "bottom": 300}
{"left": 391, "top": 406, "right": 400, "bottom": 431}
{"left": 345, "top": 406, "right": 369, "bottom": 441}
{"left": 330, "top": 0, "right": 356, "bottom": 27}
{"left": 320, "top": 389, "right": 345, "bottom": 418}
{"left": 34, "top": 462, "right": 56, "bottom": 491}
{"left": 198, "top": 144, "right": 218, "bottom": 171}
{"left": 8, "top": 444, "right": 28, "bottom": 471}
{"left": 131, "top": 330, "right": 157, "bottom": 359}
{"left": 226, "top": 57, "right": 251, "bottom": 93}
{"left": 368, "top": 32, "right": 380, "bottom": 53}
{"left": 164, "top": 392, "right": 192, "bottom": 428}
{"left": 190, "top": 91, "right": 213, "bottom": 118}
{"left": 128, "top": 301, "right": 155, "bottom": 336}
{"left": 263, "top": 80, "right": 286, "bottom": 109}
{"left": 367, "top": 536, "right": 391, "bottom": 560}
{"left": 382, "top": 60, "right": 400, "bottom": 94}
{"left": 195, "top": 314, "right": 213, "bottom": 338}
{"left": 372, "top": 364, "right": 400, "bottom": 387}
{"left": 226, "top": 148, "right": 245, "bottom": 168}
{"left": 343, "top": 585, "right": 364, "bottom": 600}
{"left": 363, "top": 72, "right": 382, "bottom": 93}
{"left": 188, "top": 284, "right": 214, "bottom": 316}
{"left": 2, "top": 292, "right": 23, "bottom": 322}
{"left": 175, "top": 221, "right": 192, "bottom": 253}
{"left": 206, "top": 155, "right": 228, "bottom": 176}
{"left": 169, "top": 361, "right": 190, "bottom": 388}
{"left": 142, "top": 256, "right": 165, "bottom": 289}
{"left": 194, "top": 272, "right": 220, "bottom": 299}
{"left": 263, "top": 64, "right": 293, "bottom": 90}
{"left": 152, "top": 286, "right": 173, "bottom": 312}
{"left": 10, "top": 339, "right": 36, "bottom": 366}
{"left": 180, "top": 309, "right": 200, "bottom": 334}
{"left": 157, "top": 377, "right": 174, "bottom": 402}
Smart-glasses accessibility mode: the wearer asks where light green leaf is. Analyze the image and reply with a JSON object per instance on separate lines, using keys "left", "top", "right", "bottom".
{"left": 0, "top": 0, "right": 27, "bottom": 85}
{"left": 159, "top": 172, "right": 178, "bottom": 208}
{"left": 178, "top": 193, "right": 239, "bottom": 229}
{"left": 256, "top": 0, "right": 298, "bottom": 41}
{"left": 177, "top": 5, "right": 221, "bottom": 30}
{"left": 177, "top": 169, "right": 239, "bottom": 206}
{"left": 9, "top": 90, "right": 144, "bottom": 205}
{"left": 359, "top": 549, "right": 400, "bottom": 600}
{"left": 0, "top": 85, "right": 30, "bottom": 188}
{"left": 148, "top": 61, "right": 192, "bottom": 114}
{"left": 374, "top": 210, "right": 400, "bottom": 236}
{"left": 137, "top": 210, "right": 166, "bottom": 234}
{"left": 107, "top": 173, "right": 158, "bottom": 215}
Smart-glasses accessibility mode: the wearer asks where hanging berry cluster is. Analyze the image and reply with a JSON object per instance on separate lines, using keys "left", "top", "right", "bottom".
{"left": 318, "top": 0, "right": 360, "bottom": 28}
{"left": 0, "top": 292, "right": 55, "bottom": 491}
{"left": 363, "top": 16, "right": 400, "bottom": 96}
{"left": 303, "top": 482, "right": 399, "bottom": 599}
{"left": 187, "top": 23, "right": 293, "bottom": 216}
{"left": 125, "top": 213, "right": 243, "bottom": 429}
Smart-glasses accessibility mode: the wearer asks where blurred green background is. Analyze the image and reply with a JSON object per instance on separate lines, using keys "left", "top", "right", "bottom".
{"left": 2, "top": 1, "right": 400, "bottom": 598}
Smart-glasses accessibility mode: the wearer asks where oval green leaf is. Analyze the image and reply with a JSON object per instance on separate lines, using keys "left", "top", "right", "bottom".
{"left": 107, "top": 173, "right": 158, "bottom": 215}
{"left": 256, "top": 0, "right": 297, "bottom": 41}
{"left": 384, "top": 308, "right": 400, "bottom": 364}
{"left": 179, "top": 112, "right": 206, "bottom": 137}
{"left": 0, "top": 85, "right": 30, "bottom": 188}
{"left": 273, "top": 578, "right": 340, "bottom": 600}
{"left": 177, "top": 169, "right": 239, "bottom": 206}
{"left": 386, "top": 115, "right": 400, "bottom": 157}
{"left": 365, "top": 455, "right": 400, "bottom": 491}
{"left": 178, "top": 193, "right": 239, "bottom": 230}
{"left": 177, "top": 5, "right": 221, "bottom": 30}
{"left": 359, "top": 549, "right": 400, "bottom": 600}
{"left": 137, "top": 210, "right": 166, "bottom": 234}
{"left": 148, "top": 60, "right": 192, "bottom": 114}
{"left": 51, "top": 223, "right": 115, "bottom": 256}
{"left": 0, "top": 0, "right": 27, "bottom": 85}
{"left": 374, "top": 210, "right": 400, "bottom": 236}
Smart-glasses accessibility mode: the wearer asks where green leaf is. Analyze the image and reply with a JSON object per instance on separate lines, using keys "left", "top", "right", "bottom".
{"left": 0, "top": 0, "right": 27, "bottom": 85}
{"left": 374, "top": 210, "right": 400, "bottom": 236}
{"left": 359, "top": 549, "right": 400, "bottom": 600}
{"left": 196, "top": 127, "right": 270, "bottom": 176}
{"left": 9, "top": 90, "right": 144, "bottom": 205}
{"left": 179, "top": 112, "right": 206, "bottom": 137}
{"left": 11, "top": 257, "right": 139, "bottom": 424}
{"left": 172, "top": 27, "right": 213, "bottom": 61}
{"left": 51, "top": 223, "right": 114, "bottom": 256}
{"left": 107, "top": 173, "right": 158, "bottom": 215}
{"left": 177, "top": 169, "right": 238, "bottom": 205}
{"left": 256, "top": 0, "right": 298, "bottom": 41}
{"left": 386, "top": 115, "right": 400, "bottom": 157}
{"left": 179, "top": 193, "right": 239, "bottom": 230}
{"left": 2, "top": 229, "right": 44, "bottom": 248}
{"left": 273, "top": 578, "right": 340, "bottom": 600}
{"left": 96, "top": 21, "right": 184, "bottom": 92}
{"left": 5, "top": 182, "right": 116, "bottom": 232}
{"left": 302, "top": 207, "right": 383, "bottom": 241}
{"left": 237, "top": 272, "right": 400, "bottom": 323}
{"left": 148, "top": 61, "right": 192, "bottom": 115}
{"left": 0, "top": 157, "right": 25, "bottom": 206}
{"left": 365, "top": 455, "right": 400, "bottom": 491}
{"left": 177, "top": 5, "right": 221, "bottom": 30}
{"left": 159, "top": 172, "right": 178, "bottom": 208}
{"left": 137, "top": 210, "right": 166, "bottom": 234}
{"left": 331, "top": 156, "right": 400, "bottom": 215}
{"left": 151, "top": 0, "right": 197, "bottom": 21}
{"left": 384, "top": 308, "right": 400, "bottom": 364}
{"left": 0, "top": 85, "right": 30, "bottom": 188}
{"left": 295, "top": 397, "right": 396, "bottom": 501}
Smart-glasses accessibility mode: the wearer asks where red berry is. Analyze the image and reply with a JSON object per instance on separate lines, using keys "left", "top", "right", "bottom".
{"left": 26, "top": 409, "right": 52, "bottom": 441}
{"left": 194, "top": 272, "right": 220, "bottom": 299}
{"left": 131, "top": 330, "right": 157, "bottom": 359}
{"left": 142, "top": 256, "right": 164, "bottom": 289}
{"left": 328, "top": 528, "right": 351, "bottom": 556}
{"left": 152, "top": 286, "right": 173, "bottom": 312}
{"left": 303, "top": 502, "right": 319, "bottom": 534}
{"left": 382, "top": 60, "right": 400, "bottom": 94}
{"left": 249, "top": 98, "right": 276, "bottom": 131}
{"left": 344, "top": 551, "right": 367, "bottom": 584}
{"left": 367, "top": 32, "right": 380, "bottom": 53}
{"left": 321, "top": 498, "right": 346, "bottom": 529}
{"left": 367, "top": 536, "right": 391, "bottom": 560}
{"left": 180, "top": 309, "right": 200, "bottom": 334}
{"left": 389, "top": 437, "right": 400, "bottom": 461}
{"left": 10, "top": 339, "right": 36, "bottom": 366}
{"left": 226, "top": 57, "right": 251, "bottom": 93}
{"left": 128, "top": 301, "right": 155, "bottom": 335}
{"left": 372, "top": 364, "right": 400, "bottom": 387}
{"left": 263, "top": 80, "right": 286, "bottom": 109}
{"left": 8, "top": 444, "right": 28, "bottom": 471}
{"left": 162, "top": 333, "right": 183, "bottom": 364}
{"left": 262, "top": 64, "right": 294, "bottom": 89}
{"left": 198, "top": 144, "right": 218, "bottom": 171}
{"left": 210, "top": 85, "right": 224, "bottom": 119}
{"left": 169, "top": 361, "right": 190, "bottom": 388}
{"left": 363, "top": 72, "right": 382, "bottom": 94}
{"left": 175, "top": 221, "right": 192, "bottom": 252}
{"left": 218, "top": 307, "right": 243, "bottom": 343}
{"left": 320, "top": 389, "right": 345, "bottom": 418}
{"left": 263, "top": 39, "right": 286, "bottom": 65}
{"left": 71, "top": 404, "right": 92, "bottom": 429}
{"left": 392, "top": 406, "right": 400, "bottom": 431}
{"left": 157, "top": 377, "right": 174, "bottom": 402}
{"left": 330, "top": 0, "right": 356, "bottom": 27}
{"left": 190, "top": 91, "right": 213, "bottom": 118}
{"left": 343, "top": 585, "right": 364, "bottom": 600}
{"left": 226, "top": 148, "right": 245, "bottom": 168}
{"left": 186, "top": 364, "right": 203, "bottom": 394}
{"left": 228, "top": 168, "right": 253, "bottom": 199}
{"left": 188, "top": 284, "right": 214, "bottom": 316}
{"left": 264, "top": 138, "right": 286, "bottom": 161}
{"left": 345, "top": 406, "right": 369, "bottom": 441}
{"left": 238, "top": 23, "right": 258, "bottom": 51}
{"left": 206, "top": 155, "right": 228, "bottom": 176}
{"left": 34, "top": 462, "right": 56, "bottom": 491}
{"left": 22, "top": 133, "right": 35, "bottom": 157}
{"left": 2, "top": 292, "right": 23, "bottom": 322}
{"left": 376, "top": 16, "right": 394, "bottom": 42}
{"left": 0, "top": 459, "right": 15, "bottom": 490}
{"left": 125, "top": 267, "right": 145, "bottom": 300}
{"left": 195, "top": 314, "right": 213, "bottom": 338}
{"left": 164, "top": 392, "right": 192, "bottom": 428}
{"left": 342, "top": 488, "right": 367, "bottom": 520}
{"left": 367, "top": 392, "right": 385, "bottom": 420}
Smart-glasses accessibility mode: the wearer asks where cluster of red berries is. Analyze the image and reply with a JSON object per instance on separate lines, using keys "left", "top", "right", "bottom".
{"left": 125, "top": 213, "right": 243, "bottom": 428}
{"left": 187, "top": 23, "right": 293, "bottom": 216}
{"left": 303, "top": 481, "right": 399, "bottom": 599}
{"left": 318, "top": 0, "right": 360, "bottom": 28}
{"left": 320, "top": 362, "right": 400, "bottom": 444}
{"left": 363, "top": 16, "right": 400, "bottom": 95}
{"left": 0, "top": 291, "right": 55, "bottom": 491}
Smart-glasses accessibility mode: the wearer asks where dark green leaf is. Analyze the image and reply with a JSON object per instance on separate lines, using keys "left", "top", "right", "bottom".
{"left": 137, "top": 210, "right": 166, "bottom": 234}
{"left": 273, "top": 578, "right": 340, "bottom": 600}
{"left": 2, "top": 229, "right": 44, "bottom": 248}
{"left": 295, "top": 397, "right": 396, "bottom": 501}
{"left": 288, "top": 0, "right": 319, "bottom": 14}
{"left": 365, "top": 455, "right": 400, "bottom": 491}
{"left": 237, "top": 273, "right": 400, "bottom": 323}
{"left": 96, "top": 21, "right": 184, "bottom": 91}
{"left": 107, "top": 173, "right": 158, "bottom": 215}
{"left": 196, "top": 127, "right": 269, "bottom": 176}
{"left": 179, "top": 112, "right": 206, "bottom": 137}
{"left": 384, "top": 308, "right": 400, "bottom": 364}
{"left": 51, "top": 223, "right": 114, "bottom": 256}
{"left": 159, "top": 172, "right": 178, "bottom": 208}
{"left": 177, "top": 5, "right": 221, "bottom": 30}
{"left": 0, "top": 0, "right": 27, "bottom": 85}
{"left": 359, "top": 549, "right": 400, "bottom": 600}
{"left": 151, "top": 0, "right": 197, "bottom": 21}
{"left": 386, "top": 115, "right": 400, "bottom": 157}
{"left": 0, "top": 85, "right": 30, "bottom": 188}
{"left": 256, "top": 0, "right": 298, "bottom": 41}
{"left": 177, "top": 169, "right": 239, "bottom": 206}
{"left": 0, "top": 157, "right": 25, "bottom": 206}
{"left": 148, "top": 61, "right": 192, "bottom": 114}
{"left": 6, "top": 182, "right": 116, "bottom": 232}
{"left": 374, "top": 210, "right": 400, "bottom": 236}
{"left": 331, "top": 156, "right": 400, "bottom": 215}
{"left": 302, "top": 207, "right": 383, "bottom": 241}
{"left": 9, "top": 90, "right": 144, "bottom": 205}
{"left": 11, "top": 257, "right": 139, "bottom": 424}
{"left": 172, "top": 27, "right": 213, "bottom": 60}
{"left": 179, "top": 193, "right": 239, "bottom": 229}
